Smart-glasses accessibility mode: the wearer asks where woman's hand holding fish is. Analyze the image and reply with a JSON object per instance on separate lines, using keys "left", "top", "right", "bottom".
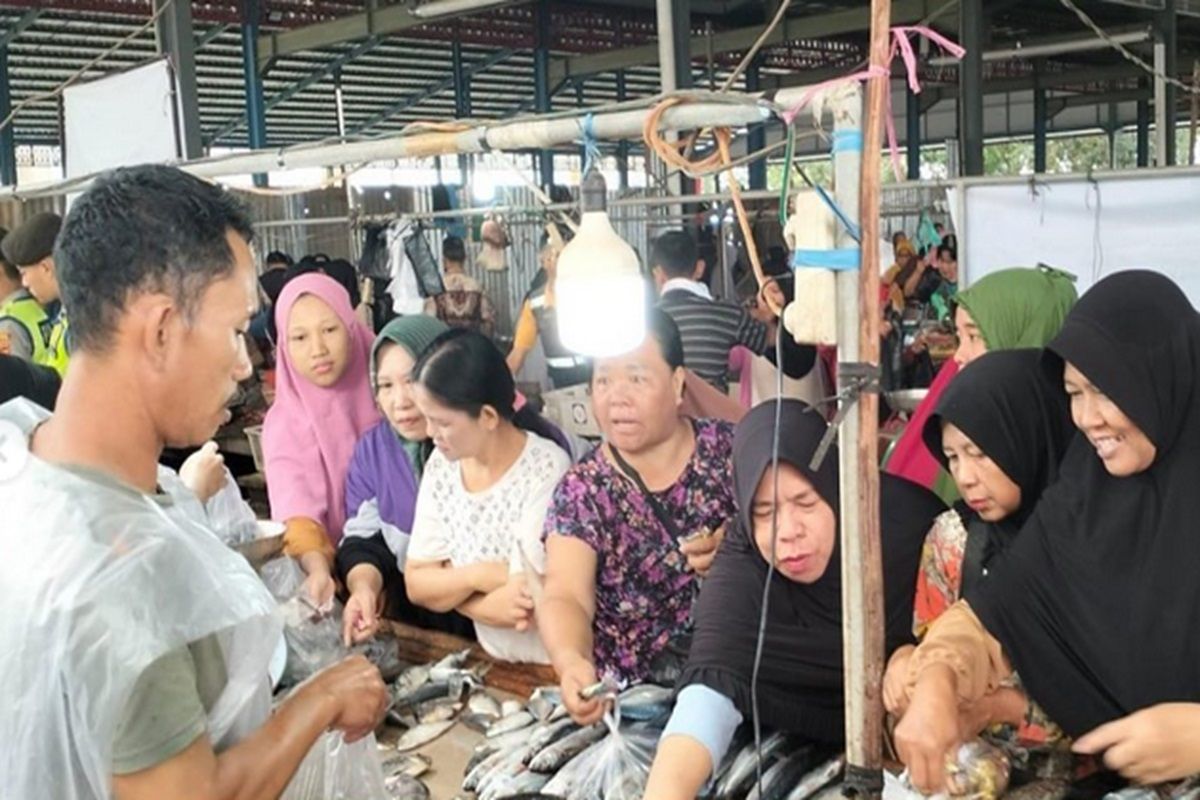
{"left": 558, "top": 655, "right": 607, "bottom": 726}
{"left": 680, "top": 526, "right": 725, "bottom": 577}
{"left": 1073, "top": 703, "right": 1200, "bottom": 785}
{"left": 894, "top": 663, "right": 963, "bottom": 795}
{"left": 492, "top": 573, "right": 536, "bottom": 631}
{"left": 179, "top": 441, "right": 226, "bottom": 504}
{"left": 342, "top": 587, "right": 380, "bottom": 646}
{"left": 310, "top": 654, "right": 390, "bottom": 743}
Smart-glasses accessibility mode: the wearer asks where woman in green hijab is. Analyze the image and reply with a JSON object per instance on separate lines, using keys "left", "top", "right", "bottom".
{"left": 885, "top": 266, "right": 1078, "bottom": 503}
{"left": 335, "top": 315, "right": 476, "bottom": 645}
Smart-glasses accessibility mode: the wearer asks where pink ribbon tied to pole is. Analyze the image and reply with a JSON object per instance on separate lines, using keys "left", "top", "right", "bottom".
{"left": 779, "top": 25, "right": 966, "bottom": 181}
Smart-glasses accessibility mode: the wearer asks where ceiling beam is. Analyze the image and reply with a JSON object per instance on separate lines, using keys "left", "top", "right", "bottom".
{"left": 257, "top": 0, "right": 530, "bottom": 67}
{"left": 195, "top": 24, "right": 232, "bottom": 51}
{"left": 0, "top": 9, "right": 42, "bottom": 48}
{"left": 548, "top": 0, "right": 951, "bottom": 83}
{"left": 350, "top": 47, "right": 516, "bottom": 135}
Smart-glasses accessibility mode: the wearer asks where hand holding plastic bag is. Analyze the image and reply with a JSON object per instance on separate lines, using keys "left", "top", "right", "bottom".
{"left": 556, "top": 702, "right": 659, "bottom": 800}
{"left": 281, "top": 730, "right": 389, "bottom": 800}
{"left": 203, "top": 467, "right": 259, "bottom": 546}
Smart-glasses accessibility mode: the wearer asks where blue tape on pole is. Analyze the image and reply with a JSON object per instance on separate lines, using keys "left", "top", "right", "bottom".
{"left": 791, "top": 248, "right": 861, "bottom": 271}
{"left": 832, "top": 129, "right": 863, "bottom": 153}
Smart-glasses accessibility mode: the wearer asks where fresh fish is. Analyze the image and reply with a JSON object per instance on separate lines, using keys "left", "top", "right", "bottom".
{"left": 524, "top": 717, "right": 579, "bottom": 761}
{"left": 488, "top": 710, "right": 536, "bottom": 737}
{"left": 481, "top": 768, "right": 550, "bottom": 800}
{"left": 541, "top": 738, "right": 607, "bottom": 795}
{"left": 395, "top": 664, "right": 430, "bottom": 694}
{"left": 385, "top": 772, "right": 430, "bottom": 800}
{"left": 810, "top": 784, "right": 845, "bottom": 800}
{"left": 395, "top": 719, "right": 457, "bottom": 752}
{"left": 501, "top": 699, "right": 524, "bottom": 717}
{"left": 548, "top": 703, "right": 569, "bottom": 723}
{"left": 431, "top": 646, "right": 471, "bottom": 673}
{"left": 706, "top": 729, "right": 754, "bottom": 798}
{"left": 395, "top": 673, "right": 479, "bottom": 710}
{"left": 1003, "top": 779, "right": 1070, "bottom": 800}
{"left": 381, "top": 752, "right": 432, "bottom": 779}
{"left": 529, "top": 723, "right": 608, "bottom": 773}
{"left": 416, "top": 699, "right": 462, "bottom": 724}
{"left": 469, "top": 691, "right": 504, "bottom": 719}
{"left": 527, "top": 686, "right": 558, "bottom": 722}
{"left": 477, "top": 745, "right": 540, "bottom": 799}
{"left": 464, "top": 747, "right": 512, "bottom": 793}
{"left": 579, "top": 678, "right": 619, "bottom": 701}
{"left": 784, "top": 756, "right": 845, "bottom": 800}
{"left": 616, "top": 683, "right": 674, "bottom": 722}
{"left": 462, "top": 712, "right": 498, "bottom": 733}
{"left": 716, "top": 731, "right": 792, "bottom": 800}
{"left": 747, "top": 746, "right": 828, "bottom": 800}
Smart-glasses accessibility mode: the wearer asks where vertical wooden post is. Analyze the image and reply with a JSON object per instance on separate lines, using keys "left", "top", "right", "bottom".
{"left": 841, "top": 0, "right": 889, "bottom": 792}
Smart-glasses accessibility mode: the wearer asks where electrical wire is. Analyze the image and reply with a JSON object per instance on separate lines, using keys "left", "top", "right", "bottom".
{"left": 749, "top": 315, "right": 786, "bottom": 797}
{"left": 0, "top": 0, "right": 177, "bottom": 135}
{"left": 721, "top": 0, "right": 795, "bottom": 92}
{"left": 1055, "top": 0, "right": 1200, "bottom": 95}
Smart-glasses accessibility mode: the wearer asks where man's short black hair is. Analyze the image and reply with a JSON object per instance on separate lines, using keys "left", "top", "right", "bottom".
{"left": 442, "top": 235, "right": 466, "bottom": 263}
{"left": 0, "top": 227, "right": 16, "bottom": 283}
{"left": 56, "top": 165, "right": 254, "bottom": 354}
{"left": 650, "top": 230, "right": 698, "bottom": 279}
{"left": 266, "top": 250, "right": 292, "bottom": 268}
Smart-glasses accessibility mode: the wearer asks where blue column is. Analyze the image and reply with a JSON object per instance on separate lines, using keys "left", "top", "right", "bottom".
{"left": 533, "top": 0, "right": 553, "bottom": 189}
{"left": 0, "top": 47, "right": 15, "bottom": 186}
{"left": 1033, "top": 86, "right": 1047, "bottom": 174}
{"left": 745, "top": 58, "right": 766, "bottom": 190}
{"left": 616, "top": 70, "right": 629, "bottom": 190}
{"left": 1137, "top": 78, "right": 1151, "bottom": 168}
{"left": 241, "top": 0, "right": 267, "bottom": 186}
{"left": 452, "top": 39, "right": 472, "bottom": 183}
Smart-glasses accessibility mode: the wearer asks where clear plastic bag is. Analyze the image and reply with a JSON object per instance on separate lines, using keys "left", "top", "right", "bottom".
{"left": 261, "top": 555, "right": 305, "bottom": 601}
{"left": 562, "top": 706, "right": 659, "bottom": 800}
{"left": 281, "top": 730, "right": 389, "bottom": 800}
{"left": 279, "top": 593, "right": 345, "bottom": 685}
{"left": 204, "top": 469, "right": 259, "bottom": 546}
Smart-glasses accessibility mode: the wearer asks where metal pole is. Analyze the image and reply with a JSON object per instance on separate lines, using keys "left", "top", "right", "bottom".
{"left": 453, "top": 38, "right": 473, "bottom": 187}
{"left": 905, "top": 84, "right": 920, "bottom": 180}
{"left": 1190, "top": 60, "right": 1198, "bottom": 166}
{"left": 155, "top": 0, "right": 203, "bottom": 159}
{"left": 0, "top": 47, "right": 15, "bottom": 186}
{"left": 1137, "top": 78, "right": 1151, "bottom": 168}
{"left": 1034, "top": 83, "right": 1048, "bottom": 174}
{"left": 533, "top": 0, "right": 554, "bottom": 190}
{"left": 746, "top": 58, "right": 767, "bottom": 190}
{"left": 656, "top": 0, "right": 688, "bottom": 201}
{"left": 240, "top": 0, "right": 268, "bottom": 187}
{"left": 959, "top": 0, "right": 985, "bottom": 176}
{"left": 1155, "top": 41, "right": 1168, "bottom": 166}
{"left": 334, "top": 69, "right": 347, "bottom": 140}
{"left": 1158, "top": 0, "right": 1178, "bottom": 167}
{"left": 616, "top": 70, "right": 630, "bottom": 190}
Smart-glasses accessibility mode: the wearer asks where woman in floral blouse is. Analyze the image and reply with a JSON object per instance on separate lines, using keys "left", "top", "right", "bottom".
{"left": 883, "top": 349, "right": 1075, "bottom": 775}
{"left": 539, "top": 311, "right": 736, "bottom": 726}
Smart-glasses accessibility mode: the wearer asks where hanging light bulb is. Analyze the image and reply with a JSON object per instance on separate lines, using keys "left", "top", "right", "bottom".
{"left": 555, "top": 168, "right": 646, "bottom": 357}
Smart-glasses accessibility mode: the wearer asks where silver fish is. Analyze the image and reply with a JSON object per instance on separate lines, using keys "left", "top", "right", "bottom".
{"left": 524, "top": 717, "right": 578, "bottom": 761}
{"left": 528, "top": 723, "right": 608, "bottom": 773}
{"left": 501, "top": 699, "right": 524, "bottom": 717}
{"left": 385, "top": 772, "right": 430, "bottom": 800}
{"left": 395, "top": 664, "right": 430, "bottom": 694}
{"left": 464, "top": 746, "right": 515, "bottom": 793}
{"left": 469, "top": 691, "right": 504, "bottom": 719}
{"left": 488, "top": 710, "right": 536, "bottom": 737}
{"left": 616, "top": 683, "right": 674, "bottom": 722}
{"left": 416, "top": 699, "right": 462, "bottom": 724}
{"left": 527, "top": 686, "right": 558, "bottom": 722}
{"left": 381, "top": 752, "right": 432, "bottom": 779}
{"left": 395, "top": 719, "right": 457, "bottom": 752}
{"left": 747, "top": 747, "right": 825, "bottom": 800}
{"left": 716, "top": 731, "right": 791, "bottom": 799}
{"left": 461, "top": 712, "right": 498, "bottom": 734}
{"left": 477, "top": 745, "right": 539, "bottom": 799}
{"left": 541, "top": 738, "right": 607, "bottom": 795}
{"left": 483, "top": 768, "right": 550, "bottom": 800}
{"left": 784, "top": 756, "right": 845, "bottom": 800}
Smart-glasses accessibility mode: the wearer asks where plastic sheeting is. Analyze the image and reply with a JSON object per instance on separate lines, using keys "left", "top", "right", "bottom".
{"left": 0, "top": 399, "right": 282, "bottom": 800}
{"left": 948, "top": 172, "right": 1200, "bottom": 305}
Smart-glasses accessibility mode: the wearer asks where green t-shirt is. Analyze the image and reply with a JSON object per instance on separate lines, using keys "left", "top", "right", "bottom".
{"left": 111, "top": 636, "right": 228, "bottom": 774}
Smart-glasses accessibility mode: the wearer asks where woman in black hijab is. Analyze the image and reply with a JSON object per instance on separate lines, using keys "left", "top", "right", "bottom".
{"left": 883, "top": 350, "right": 1075, "bottom": 773}
{"left": 894, "top": 271, "right": 1200, "bottom": 793}
{"left": 644, "top": 399, "right": 944, "bottom": 799}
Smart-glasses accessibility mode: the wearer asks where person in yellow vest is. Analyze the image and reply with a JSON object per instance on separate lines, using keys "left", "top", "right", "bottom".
{"left": 0, "top": 232, "right": 50, "bottom": 364}
{"left": 2, "top": 212, "right": 68, "bottom": 375}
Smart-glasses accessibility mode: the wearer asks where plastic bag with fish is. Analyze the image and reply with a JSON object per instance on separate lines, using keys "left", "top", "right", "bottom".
{"left": 560, "top": 707, "right": 659, "bottom": 800}
{"left": 203, "top": 468, "right": 260, "bottom": 545}
{"left": 282, "top": 730, "right": 389, "bottom": 800}
{"left": 279, "top": 592, "right": 345, "bottom": 685}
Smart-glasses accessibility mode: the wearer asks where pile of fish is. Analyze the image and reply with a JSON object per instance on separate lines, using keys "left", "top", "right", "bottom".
{"left": 375, "top": 648, "right": 847, "bottom": 800}
{"left": 460, "top": 683, "right": 674, "bottom": 800}
{"left": 702, "top": 733, "right": 845, "bottom": 800}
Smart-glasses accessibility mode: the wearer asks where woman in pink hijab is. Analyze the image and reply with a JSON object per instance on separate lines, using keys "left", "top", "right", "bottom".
{"left": 264, "top": 273, "right": 381, "bottom": 605}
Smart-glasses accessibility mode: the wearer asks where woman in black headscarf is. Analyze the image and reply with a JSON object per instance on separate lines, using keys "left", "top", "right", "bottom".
{"left": 894, "top": 271, "right": 1200, "bottom": 793}
{"left": 882, "top": 350, "right": 1075, "bottom": 772}
{"left": 644, "top": 399, "right": 944, "bottom": 799}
